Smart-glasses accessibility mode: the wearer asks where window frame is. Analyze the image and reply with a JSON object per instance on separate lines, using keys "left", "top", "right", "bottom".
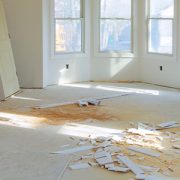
{"left": 51, "top": 0, "right": 85, "bottom": 57}
{"left": 146, "top": 0, "right": 176, "bottom": 56}
{"left": 94, "top": 0, "right": 134, "bottom": 58}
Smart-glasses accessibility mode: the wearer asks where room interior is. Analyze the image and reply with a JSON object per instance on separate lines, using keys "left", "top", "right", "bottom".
{"left": 0, "top": 0, "right": 180, "bottom": 180}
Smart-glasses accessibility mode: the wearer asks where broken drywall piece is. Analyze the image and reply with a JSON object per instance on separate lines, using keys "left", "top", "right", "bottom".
{"left": 128, "top": 146, "right": 161, "bottom": 157}
{"left": 51, "top": 145, "right": 96, "bottom": 155}
{"left": 173, "top": 149, "right": 180, "bottom": 154}
{"left": 104, "top": 146, "right": 121, "bottom": 154}
{"left": 172, "top": 144, "right": 180, "bottom": 149}
{"left": 105, "top": 164, "right": 114, "bottom": 169}
{"left": 135, "top": 174, "right": 146, "bottom": 180}
{"left": 78, "top": 100, "right": 89, "bottom": 107}
{"left": 162, "top": 170, "right": 171, "bottom": 176}
{"left": 138, "top": 157, "right": 145, "bottom": 161}
{"left": 117, "top": 156, "right": 144, "bottom": 175}
{"left": 95, "top": 136, "right": 112, "bottom": 143}
{"left": 157, "top": 121, "right": 179, "bottom": 129}
{"left": 108, "top": 166, "right": 130, "bottom": 172}
{"left": 139, "top": 165, "right": 160, "bottom": 173}
{"left": 96, "top": 156, "right": 113, "bottom": 165}
{"left": 81, "top": 154, "right": 94, "bottom": 159}
{"left": 138, "top": 123, "right": 156, "bottom": 131}
{"left": 69, "top": 163, "right": 91, "bottom": 170}
{"left": 88, "top": 162, "right": 98, "bottom": 167}
{"left": 90, "top": 139, "right": 98, "bottom": 145}
{"left": 78, "top": 141, "right": 88, "bottom": 146}
{"left": 98, "top": 141, "right": 112, "bottom": 148}
{"left": 94, "top": 151, "right": 111, "bottom": 159}
{"left": 88, "top": 99, "right": 101, "bottom": 106}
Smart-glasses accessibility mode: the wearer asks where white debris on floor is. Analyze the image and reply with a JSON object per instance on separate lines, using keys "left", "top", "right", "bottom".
{"left": 52, "top": 121, "right": 180, "bottom": 180}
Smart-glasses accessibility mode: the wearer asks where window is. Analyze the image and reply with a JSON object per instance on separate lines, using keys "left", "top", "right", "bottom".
{"left": 99, "top": 0, "right": 132, "bottom": 53}
{"left": 54, "top": 0, "right": 84, "bottom": 53}
{"left": 147, "top": 0, "right": 175, "bottom": 55}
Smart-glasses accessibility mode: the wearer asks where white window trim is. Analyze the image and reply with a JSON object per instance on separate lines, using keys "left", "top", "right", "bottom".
{"left": 93, "top": 0, "right": 135, "bottom": 58}
{"left": 49, "top": 0, "right": 88, "bottom": 60}
{"left": 142, "top": 0, "right": 177, "bottom": 61}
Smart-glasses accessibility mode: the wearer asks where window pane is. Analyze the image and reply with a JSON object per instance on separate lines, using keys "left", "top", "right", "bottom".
{"left": 149, "top": 20, "right": 173, "bottom": 54}
{"left": 100, "top": 20, "right": 131, "bottom": 52}
{"left": 55, "top": 20, "right": 82, "bottom": 53}
{"left": 101, "top": 0, "right": 131, "bottom": 18}
{"left": 54, "top": 0, "right": 81, "bottom": 18}
{"left": 150, "top": 0, "right": 174, "bottom": 18}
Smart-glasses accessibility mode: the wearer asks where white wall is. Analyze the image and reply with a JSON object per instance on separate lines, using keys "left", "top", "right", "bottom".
{"left": 43, "top": 0, "right": 91, "bottom": 86}
{"left": 90, "top": 0, "right": 141, "bottom": 82}
{"left": 3, "top": 0, "right": 180, "bottom": 88}
{"left": 140, "top": 0, "right": 180, "bottom": 88}
{"left": 3, "top": 0, "right": 44, "bottom": 88}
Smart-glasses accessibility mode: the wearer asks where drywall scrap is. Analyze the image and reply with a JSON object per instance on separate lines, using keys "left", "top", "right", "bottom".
{"left": 52, "top": 120, "right": 180, "bottom": 179}
{"left": 157, "top": 121, "right": 180, "bottom": 130}
{"left": 32, "top": 92, "right": 131, "bottom": 109}
{"left": 128, "top": 146, "right": 161, "bottom": 157}
{"left": 117, "top": 156, "right": 144, "bottom": 175}
{"left": 51, "top": 145, "right": 96, "bottom": 155}
{"left": 69, "top": 163, "right": 91, "bottom": 170}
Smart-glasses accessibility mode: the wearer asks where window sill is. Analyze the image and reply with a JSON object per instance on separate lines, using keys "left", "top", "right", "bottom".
{"left": 142, "top": 52, "right": 177, "bottom": 62}
{"left": 94, "top": 51, "right": 135, "bottom": 58}
{"left": 50, "top": 51, "right": 88, "bottom": 60}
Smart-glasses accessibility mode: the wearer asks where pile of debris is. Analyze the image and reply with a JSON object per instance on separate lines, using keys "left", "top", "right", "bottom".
{"left": 52, "top": 121, "right": 180, "bottom": 180}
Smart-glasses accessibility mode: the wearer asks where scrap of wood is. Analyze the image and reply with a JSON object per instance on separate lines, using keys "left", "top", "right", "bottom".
{"left": 117, "top": 156, "right": 144, "bottom": 175}
{"left": 51, "top": 145, "right": 96, "bottom": 155}
{"left": 69, "top": 163, "right": 91, "bottom": 170}
{"left": 128, "top": 146, "right": 161, "bottom": 157}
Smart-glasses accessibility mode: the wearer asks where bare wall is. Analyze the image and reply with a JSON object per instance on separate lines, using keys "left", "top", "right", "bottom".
{"left": 3, "top": 0, "right": 43, "bottom": 88}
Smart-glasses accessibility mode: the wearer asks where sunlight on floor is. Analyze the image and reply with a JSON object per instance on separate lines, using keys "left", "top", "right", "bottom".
{"left": 95, "top": 86, "right": 160, "bottom": 96}
{"left": 58, "top": 123, "right": 123, "bottom": 138}
{"left": 61, "top": 83, "right": 160, "bottom": 96}
{"left": 11, "top": 95, "right": 41, "bottom": 101}
{"left": 0, "top": 112, "right": 41, "bottom": 129}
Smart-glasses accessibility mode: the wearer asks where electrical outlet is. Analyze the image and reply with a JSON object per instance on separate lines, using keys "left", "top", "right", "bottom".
{"left": 66, "top": 64, "right": 69, "bottom": 69}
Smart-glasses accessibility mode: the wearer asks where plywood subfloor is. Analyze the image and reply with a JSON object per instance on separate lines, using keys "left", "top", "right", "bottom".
{"left": 0, "top": 82, "right": 180, "bottom": 180}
